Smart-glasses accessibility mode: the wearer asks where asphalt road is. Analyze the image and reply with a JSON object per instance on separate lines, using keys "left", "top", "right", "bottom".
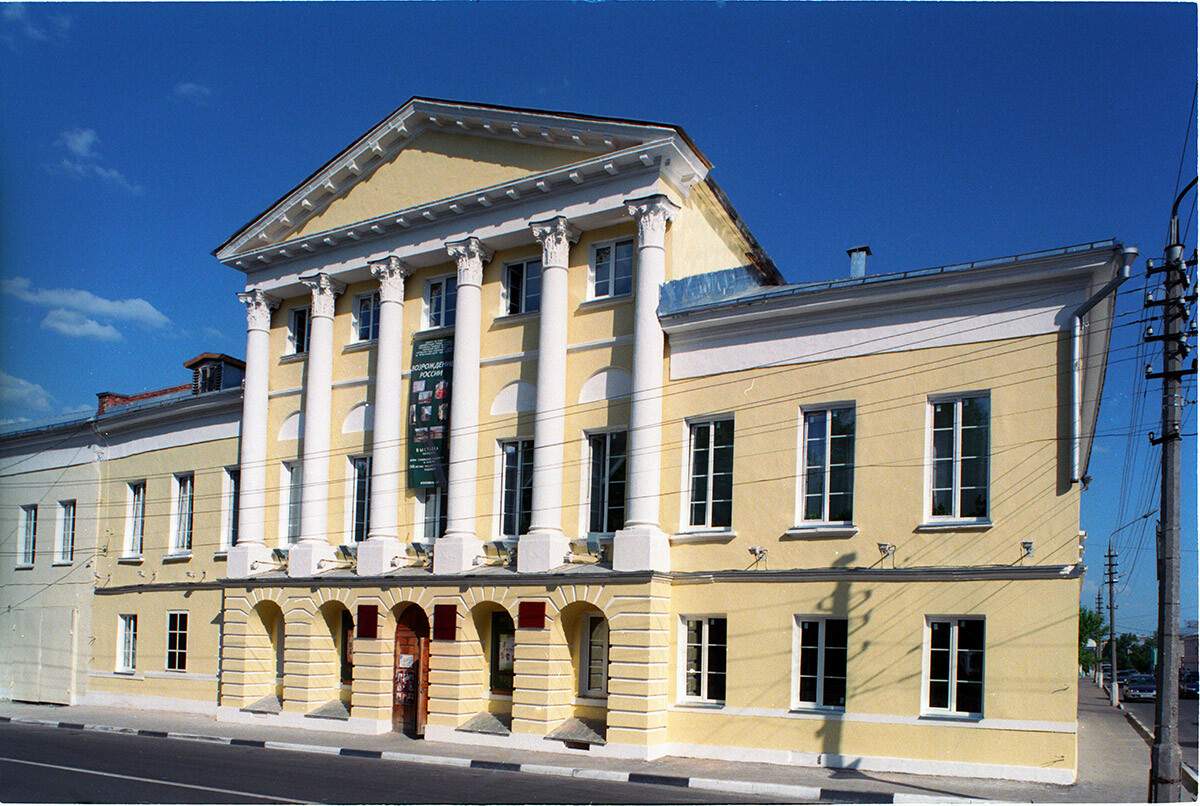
{"left": 1123, "top": 697, "right": 1199, "bottom": 770}
{"left": 0, "top": 722, "right": 789, "bottom": 804}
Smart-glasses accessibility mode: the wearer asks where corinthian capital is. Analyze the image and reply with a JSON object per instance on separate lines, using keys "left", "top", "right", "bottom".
{"left": 369, "top": 255, "right": 413, "bottom": 303}
{"left": 530, "top": 216, "right": 581, "bottom": 268}
{"left": 445, "top": 237, "right": 493, "bottom": 288}
{"left": 300, "top": 272, "right": 346, "bottom": 319}
{"left": 238, "top": 288, "right": 280, "bottom": 332}
{"left": 626, "top": 194, "right": 680, "bottom": 249}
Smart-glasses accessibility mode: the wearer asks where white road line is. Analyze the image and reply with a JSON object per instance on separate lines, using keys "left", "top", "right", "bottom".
{"left": 0, "top": 756, "right": 314, "bottom": 804}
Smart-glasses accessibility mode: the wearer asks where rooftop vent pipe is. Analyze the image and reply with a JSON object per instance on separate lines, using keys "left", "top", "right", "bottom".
{"left": 847, "top": 245, "right": 872, "bottom": 278}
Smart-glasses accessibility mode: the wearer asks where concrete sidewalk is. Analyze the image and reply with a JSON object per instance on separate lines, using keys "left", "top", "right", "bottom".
{"left": 0, "top": 680, "right": 1163, "bottom": 803}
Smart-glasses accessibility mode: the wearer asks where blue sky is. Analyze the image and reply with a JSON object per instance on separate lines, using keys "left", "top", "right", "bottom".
{"left": 0, "top": 1, "right": 1194, "bottom": 631}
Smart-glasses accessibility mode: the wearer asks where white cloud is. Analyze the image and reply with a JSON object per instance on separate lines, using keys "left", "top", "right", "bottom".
{"left": 3, "top": 3, "right": 70, "bottom": 43}
{"left": 58, "top": 128, "right": 99, "bottom": 159}
{"left": 41, "top": 309, "right": 123, "bottom": 341}
{"left": 173, "top": 82, "right": 213, "bottom": 105}
{"left": 49, "top": 128, "right": 141, "bottom": 194}
{"left": 1, "top": 277, "right": 169, "bottom": 329}
{"left": 0, "top": 371, "right": 53, "bottom": 412}
{"left": 202, "top": 326, "right": 224, "bottom": 340}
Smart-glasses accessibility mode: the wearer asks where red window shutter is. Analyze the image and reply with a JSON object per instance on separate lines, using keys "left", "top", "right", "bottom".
{"left": 518, "top": 601, "right": 546, "bottom": 629}
{"left": 433, "top": 604, "right": 457, "bottom": 641}
{"left": 356, "top": 604, "right": 378, "bottom": 639}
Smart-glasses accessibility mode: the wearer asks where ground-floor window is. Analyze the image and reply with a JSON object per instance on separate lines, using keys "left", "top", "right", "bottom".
{"left": 795, "top": 617, "right": 848, "bottom": 708}
{"left": 926, "top": 617, "right": 984, "bottom": 715}
{"left": 580, "top": 613, "right": 608, "bottom": 697}
{"left": 490, "top": 611, "right": 515, "bottom": 694}
{"left": 340, "top": 610, "right": 354, "bottom": 684}
{"left": 118, "top": 614, "right": 137, "bottom": 672}
{"left": 682, "top": 616, "right": 727, "bottom": 703}
{"left": 166, "top": 612, "right": 188, "bottom": 672}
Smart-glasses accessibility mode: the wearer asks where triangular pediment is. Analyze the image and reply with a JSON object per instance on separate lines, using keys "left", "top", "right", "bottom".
{"left": 215, "top": 97, "right": 707, "bottom": 263}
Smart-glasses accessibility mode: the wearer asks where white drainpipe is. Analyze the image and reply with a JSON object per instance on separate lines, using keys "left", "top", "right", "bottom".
{"left": 1072, "top": 246, "right": 1137, "bottom": 484}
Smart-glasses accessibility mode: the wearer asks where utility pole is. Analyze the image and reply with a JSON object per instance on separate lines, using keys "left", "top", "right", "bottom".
{"left": 1095, "top": 589, "right": 1104, "bottom": 680}
{"left": 1106, "top": 542, "right": 1119, "bottom": 707}
{"left": 1143, "top": 176, "right": 1197, "bottom": 803}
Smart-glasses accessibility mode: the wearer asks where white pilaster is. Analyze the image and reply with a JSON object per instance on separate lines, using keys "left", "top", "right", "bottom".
{"left": 613, "top": 194, "right": 678, "bottom": 573}
{"left": 433, "top": 237, "right": 492, "bottom": 575}
{"left": 519, "top": 216, "right": 580, "bottom": 573}
{"left": 289, "top": 272, "right": 344, "bottom": 578}
{"left": 359, "top": 257, "right": 410, "bottom": 577}
{"left": 228, "top": 289, "right": 279, "bottom": 579}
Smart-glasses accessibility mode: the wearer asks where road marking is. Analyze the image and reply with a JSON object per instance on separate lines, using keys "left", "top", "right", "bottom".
{"left": 0, "top": 756, "right": 314, "bottom": 803}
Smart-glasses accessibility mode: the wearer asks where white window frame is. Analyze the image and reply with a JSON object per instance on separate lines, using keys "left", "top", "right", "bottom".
{"left": 501, "top": 256, "right": 542, "bottom": 316}
{"left": 497, "top": 438, "right": 534, "bottom": 539}
{"left": 423, "top": 274, "right": 457, "bottom": 330}
{"left": 921, "top": 616, "right": 986, "bottom": 718}
{"left": 279, "top": 461, "right": 302, "bottom": 546}
{"left": 586, "top": 429, "right": 628, "bottom": 535}
{"left": 55, "top": 500, "right": 76, "bottom": 564}
{"left": 589, "top": 238, "right": 636, "bottom": 301}
{"left": 221, "top": 467, "right": 240, "bottom": 551}
{"left": 791, "top": 616, "right": 848, "bottom": 711}
{"left": 678, "top": 615, "right": 728, "bottom": 705}
{"left": 18, "top": 505, "right": 36, "bottom": 566}
{"left": 169, "top": 473, "right": 194, "bottom": 554}
{"left": 166, "top": 611, "right": 188, "bottom": 672}
{"left": 125, "top": 481, "right": 146, "bottom": 557}
{"left": 579, "top": 612, "right": 609, "bottom": 698}
{"left": 352, "top": 291, "right": 380, "bottom": 343}
{"left": 417, "top": 485, "right": 447, "bottom": 542}
{"left": 798, "top": 404, "right": 856, "bottom": 525}
{"left": 925, "top": 393, "right": 991, "bottom": 524}
{"left": 682, "top": 416, "right": 735, "bottom": 532}
{"left": 288, "top": 306, "right": 311, "bottom": 355}
{"left": 345, "top": 455, "right": 371, "bottom": 544}
{"left": 118, "top": 614, "right": 137, "bottom": 673}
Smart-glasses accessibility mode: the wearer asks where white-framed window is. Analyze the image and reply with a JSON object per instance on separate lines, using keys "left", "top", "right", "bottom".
{"left": 222, "top": 468, "right": 240, "bottom": 550}
{"left": 502, "top": 257, "right": 542, "bottom": 316}
{"left": 687, "top": 418, "right": 734, "bottom": 529}
{"left": 929, "top": 394, "right": 990, "bottom": 521}
{"left": 350, "top": 455, "right": 371, "bottom": 543}
{"left": 680, "top": 616, "right": 727, "bottom": 703}
{"left": 288, "top": 307, "right": 311, "bottom": 354}
{"left": 424, "top": 275, "right": 457, "bottom": 329}
{"left": 166, "top": 611, "right": 189, "bottom": 672}
{"left": 924, "top": 617, "right": 985, "bottom": 716}
{"left": 590, "top": 238, "right": 635, "bottom": 300}
{"left": 801, "top": 406, "right": 855, "bottom": 523}
{"left": 500, "top": 439, "right": 534, "bottom": 538}
{"left": 588, "top": 431, "right": 627, "bottom": 534}
{"left": 18, "top": 505, "right": 36, "bottom": 566}
{"left": 580, "top": 613, "right": 609, "bottom": 697}
{"left": 281, "top": 461, "right": 302, "bottom": 545}
{"left": 118, "top": 614, "right": 137, "bottom": 673}
{"left": 197, "top": 362, "right": 223, "bottom": 393}
{"left": 793, "top": 616, "right": 848, "bottom": 709}
{"left": 353, "top": 292, "right": 380, "bottom": 342}
{"left": 55, "top": 500, "right": 76, "bottom": 563}
{"left": 170, "top": 473, "right": 194, "bottom": 553}
{"left": 419, "top": 486, "right": 447, "bottom": 541}
{"left": 126, "top": 481, "right": 145, "bottom": 556}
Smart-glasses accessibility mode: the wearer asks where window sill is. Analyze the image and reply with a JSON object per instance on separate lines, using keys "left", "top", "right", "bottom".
{"left": 163, "top": 552, "right": 193, "bottom": 563}
{"left": 673, "top": 700, "right": 725, "bottom": 710}
{"left": 783, "top": 524, "right": 858, "bottom": 539}
{"left": 670, "top": 530, "right": 736, "bottom": 545}
{"left": 790, "top": 704, "right": 846, "bottom": 715}
{"left": 577, "top": 294, "right": 632, "bottom": 313}
{"left": 280, "top": 353, "right": 307, "bottom": 365}
{"left": 916, "top": 521, "right": 993, "bottom": 533}
{"left": 113, "top": 670, "right": 141, "bottom": 678}
{"left": 213, "top": 551, "right": 228, "bottom": 561}
{"left": 575, "top": 695, "right": 608, "bottom": 707}
{"left": 52, "top": 560, "right": 73, "bottom": 567}
{"left": 918, "top": 712, "right": 983, "bottom": 723}
{"left": 343, "top": 340, "right": 376, "bottom": 354}
{"left": 492, "top": 311, "right": 538, "bottom": 327}
{"left": 415, "top": 325, "right": 454, "bottom": 339}
{"left": 118, "top": 555, "right": 144, "bottom": 565}
{"left": 14, "top": 563, "right": 33, "bottom": 570}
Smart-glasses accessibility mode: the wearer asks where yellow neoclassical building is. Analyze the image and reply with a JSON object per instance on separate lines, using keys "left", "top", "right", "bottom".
{"left": 7, "top": 98, "right": 1134, "bottom": 784}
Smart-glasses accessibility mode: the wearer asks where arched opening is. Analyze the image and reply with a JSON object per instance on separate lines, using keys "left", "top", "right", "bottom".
{"left": 316, "top": 601, "right": 354, "bottom": 709}
{"left": 471, "top": 602, "right": 515, "bottom": 728}
{"left": 559, "top": 601, "right": 609, "bottom": 743}
{"left": 242, "top": 601, "right": 285, "bottom": 712}
{"left": 392, "top": 603, "right": 431, "bottom": 737}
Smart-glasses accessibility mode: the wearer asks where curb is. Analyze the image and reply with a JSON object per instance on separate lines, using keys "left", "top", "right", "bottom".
{"left": 0, "top": 714, "right": 984, "bottom": 803}
{"left": 1118, "top": 704, "right": 1198, "bottom": 797}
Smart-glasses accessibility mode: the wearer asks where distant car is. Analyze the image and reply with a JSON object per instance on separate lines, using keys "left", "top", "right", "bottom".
{"left": 1122, "top": 674, "right": 1157, "bottom": 702}
{"left": 1180, "top": 673, "right": 1199, "bottom": 699}
{"left": 1116, "top": 669, "right": 1139, "bottom": 683}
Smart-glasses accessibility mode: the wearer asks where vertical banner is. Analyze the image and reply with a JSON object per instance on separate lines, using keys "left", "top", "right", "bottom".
{"left": 407, "top": 336, "right": 454, "bottom": 488}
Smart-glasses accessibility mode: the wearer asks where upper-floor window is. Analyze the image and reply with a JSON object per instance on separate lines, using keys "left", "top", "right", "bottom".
{"left": 351, "top": 456, "right": 371, "bottom": 542}
{"left": 197, "top": 363, "right": 222, "bottom": 392}
{"left": 688, "top": 418, "right": 734, "bottom": 530}
{"left": 420, "top": 486, "right": 447, "bottom": 542}
{"left": 591, "top": 239, "right": 634, "bottom": 300}
{"left": 682, "top": 616, "right": 727, "bottom": 703}
{"left": 930, "top": 395, "right": 990, "bottom": 520}
{"left": 588, "top": 431, "right": 627, "bottom": 534}
{"left": 56, "top": 500, "right": 76, "bottom": 563}
{"left": 795, "top": 616, "right": 848, "bottom": 709}
{"left": 802, "top": 407, "right": 855, "bottom": 523}
{"left": 126, "top": 481, "right": 145, "bottom": 556}
{"left": 283, "top": 461, "right": 302, "bottom": 544}
{"left": 172, "top": 473, "right": 194, "bottom": 553}
{"left": 500, "top": 439, "right": 533, "bottom": 538}
{"left": 925, "top": 617, "right": 985, "bottom": 716}
{"left": 425, "top": 275, "right": 457, "bottom": 330}
{"left": 224, "top": 468, "right": 240, "bottom": 549}
{"left": 18, "top": 505, "right": 36, "bottom": 566}
{"left": 289, "top": 307, "right": 311, "bottom": 354}
{"left": 354, "top": 292, "right": 380, "bottom": 342}
{"left": 503, "top": 258, "right": 542, "bottom": 316}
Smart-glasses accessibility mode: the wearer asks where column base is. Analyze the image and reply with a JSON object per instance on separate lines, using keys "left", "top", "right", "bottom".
{"left": 288, "top": 541, "right": 336, "bottom": 578}
{"left": 516, "top": 529, "right": 571, "bottom": 573}
{"left": 357, "top": 537, "right": 404, "bottom": 576}
{"left": 433, "top": 533, "right": 482, "bottom": 575}
{"left": 226, "top": 542, "right": 276, "bottom": 579}
{"left": 612, "top": 524, "right": 671, "bottom": 572}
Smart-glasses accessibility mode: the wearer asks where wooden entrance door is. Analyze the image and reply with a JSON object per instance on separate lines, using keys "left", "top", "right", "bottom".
{"left": 393, "top": 607, "right": 430, "bottom": 736}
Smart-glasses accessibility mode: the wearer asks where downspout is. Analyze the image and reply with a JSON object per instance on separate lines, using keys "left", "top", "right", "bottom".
{"left": 1072, "top": 246, "right": 1137, "bottom": 484}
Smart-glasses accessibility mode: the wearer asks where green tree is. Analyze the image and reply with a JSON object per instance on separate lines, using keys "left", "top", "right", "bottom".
{"left": 1079, "top": 606, "right": 1107, "bottom": 671}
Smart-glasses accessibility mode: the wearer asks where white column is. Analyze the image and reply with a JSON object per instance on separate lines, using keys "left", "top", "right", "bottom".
{"left": 228, "top": 289, "right": 279, "bottom": 579}
{"left": 289, "top": 271, "right": 344, "bottom": 578}
{"left": 359, "top": 256, "right": 410, "bottom": 576}
{"left": 613, "top": 194, "right": 678, "bottom": 573}
{"left": 432, "top": 237, "right": 491, "bottom": 575}
{"left": 518, "top": 216, "right": 579, "bottom": 573}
